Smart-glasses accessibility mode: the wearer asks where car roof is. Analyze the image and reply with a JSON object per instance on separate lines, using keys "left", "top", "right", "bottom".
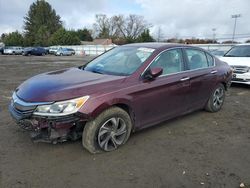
{"left": 123, "top": 42, "right": 188, "bottom": 49}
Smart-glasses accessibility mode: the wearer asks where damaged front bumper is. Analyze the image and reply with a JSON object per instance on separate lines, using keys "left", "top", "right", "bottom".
{"left": 9, "top": 98, "right": 88, "bottom": 144}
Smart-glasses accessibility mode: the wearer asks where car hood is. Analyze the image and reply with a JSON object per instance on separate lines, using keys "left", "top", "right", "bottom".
{"left": 16, "top": 67, "right": 126, "bottom": 102}
{"left": 219, "top": 56, "right": 250, "bottom": 66}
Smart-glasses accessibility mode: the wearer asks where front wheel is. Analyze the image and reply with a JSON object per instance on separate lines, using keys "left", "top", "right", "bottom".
{"left": 82, "top": 107, "right": 132, "bottom": 154}
{"left": 205, "top": 84, "right": 225, "bottom": 112}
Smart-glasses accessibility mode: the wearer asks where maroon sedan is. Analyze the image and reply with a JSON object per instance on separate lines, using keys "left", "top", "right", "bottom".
{"left": 9, "top": 43, "right": 232, "bottom": 153}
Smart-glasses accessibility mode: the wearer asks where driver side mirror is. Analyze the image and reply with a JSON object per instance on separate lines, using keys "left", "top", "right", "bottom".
{"left": 143, "top": 67, "right": 163, "bottom": 80}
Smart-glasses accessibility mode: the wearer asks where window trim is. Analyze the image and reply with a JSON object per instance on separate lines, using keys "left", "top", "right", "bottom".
{"left": 205, "top": 53, "right": 215, "bottom": 67}
{"left": 141, "top": 47, "right": 216, "bottom": 78}
{"left": 150, "top": 48, "right": 185, "bottom": 77}
{"left": 184, "top": 48, "right": 210, "bottom": 70}
{"left": 141, "top": 47, "right": 185, "bottom": 77}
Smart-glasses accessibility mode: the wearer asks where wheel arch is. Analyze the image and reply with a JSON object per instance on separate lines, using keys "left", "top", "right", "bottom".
{"left": 86, "top": 100, "right": 136, "bottom": 129}
{"left": 114, "top": 103, "right": 135, "bottom": 125}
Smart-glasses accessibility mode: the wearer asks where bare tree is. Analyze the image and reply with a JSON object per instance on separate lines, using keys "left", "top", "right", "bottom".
{"left": 93, "top": 14, "right": 121, "bottom": 38}
{"left": 117, "top": 15, "right": 149, "bottom": 40}
{"left": 93, "top": 14, "right": 111, "bottom": 38}
{"left": 109, "top": 15, "right": 122, "bottom": 37}
{"left": 93, "top": 14, "right": 150, "bottom": 41}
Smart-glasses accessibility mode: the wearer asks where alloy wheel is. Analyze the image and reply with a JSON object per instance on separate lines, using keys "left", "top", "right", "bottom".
{"left": 213, "top": 87, "right": 224, "bottom": 109}
{"left": 98, "top": 117, "right": 127, "bottom": 151}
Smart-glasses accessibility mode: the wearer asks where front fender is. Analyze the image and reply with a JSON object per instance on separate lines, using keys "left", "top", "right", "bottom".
{"left": 78, "top": 96, "right": 133, "bottom": 119}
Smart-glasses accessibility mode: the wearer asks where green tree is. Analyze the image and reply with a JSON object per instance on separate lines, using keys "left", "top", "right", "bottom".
{"left": 49, "top": 28, "right": 80, "bottom": 45}
{"left": 34, "top": 26, "right": 50, "bottom": 46}
{"left": 76, "top": 29, "right": 93, "bottom": 41}
{"left": 2, "top": 31, "right": 24, "bottom": 46}
{"left": 137, "top": 29, "right": 155, "bottom": 42}
{"left": 24, "top": 0, "right": 62, "bottom": 46}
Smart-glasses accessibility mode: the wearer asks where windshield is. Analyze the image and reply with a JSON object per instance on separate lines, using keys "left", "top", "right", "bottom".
{"left": 224, "top": 46, "right": 250, "bottom": 57}
{"left": 84, "top": 46, "right": 155, "bottom": 76}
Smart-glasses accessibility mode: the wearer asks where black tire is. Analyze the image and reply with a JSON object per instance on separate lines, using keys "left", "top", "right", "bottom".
{"left": 42, "top": 53, "right": 45, "bottom": 56}
{"left": 82, "top": 107, "right": 132, "bottom": 154}
{"left": 205, "top": 84, "right": 225, "bottom": 112}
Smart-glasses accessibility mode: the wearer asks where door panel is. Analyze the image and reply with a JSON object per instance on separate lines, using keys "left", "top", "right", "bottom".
{"left": 131, "top": 49, "right": 190, "bottom": 129}
{"left": 132, "top": 73, "right": 190, "bottom": 129}
{"left": 187, "top": 68, "right": 217, "bottom": 110}
{"left": 183, "top": 49, "right": 218, "bottom": 110}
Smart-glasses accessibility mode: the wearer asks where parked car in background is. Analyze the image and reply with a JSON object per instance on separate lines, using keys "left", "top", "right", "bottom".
{"left": 0, "top": 47, "right": 4, "bottom": 55}
{"left": 55, "top": 48, "right": 75, "bottom": 56}
{"left": 4, "top": 46, "right": 23, "bottom": 55}
{"left": 9, "top": 43, "right": 232, "bottom": 153}
{"left": 220, "top": 44, "right": 250, "bottom": 85}
{"left": 208, "top": 49, "right": 226, "bottom": 57}
{"left": 49, "top": 47, "right": 61, "bottom": 54}
{"left": 22, "top": 47, "right": 47, "bottom": 56}
{"left": 44, "top": 47, "right": 50, "bottom": 54}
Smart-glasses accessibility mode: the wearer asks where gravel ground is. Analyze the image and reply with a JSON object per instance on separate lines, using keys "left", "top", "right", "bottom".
{"left": 0, "top": 55, "right": 250, "bottom": 188}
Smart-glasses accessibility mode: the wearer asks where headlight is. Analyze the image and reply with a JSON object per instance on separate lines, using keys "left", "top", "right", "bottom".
{"left": 33, "top": 96, "right": 89, "bottom": 116}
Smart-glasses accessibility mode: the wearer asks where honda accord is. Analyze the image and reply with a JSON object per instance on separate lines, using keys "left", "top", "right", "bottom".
{"left": 9, "top": 43, "right": 232, "bottom": 153}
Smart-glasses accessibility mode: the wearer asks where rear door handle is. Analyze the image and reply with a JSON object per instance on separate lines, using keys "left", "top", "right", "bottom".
{"left": 210, "top": 70, "right": 217, "bottom": 74}
{"left": 180, "top": 77, "right": 190, "bottom": 81}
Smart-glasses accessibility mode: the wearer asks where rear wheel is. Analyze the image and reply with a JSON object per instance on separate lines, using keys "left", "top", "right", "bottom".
{"left": 82, "top": 107, "right": 132, "bottom": 154}
{"left": 205, "top": 84, "right": 225, "bottom": 112}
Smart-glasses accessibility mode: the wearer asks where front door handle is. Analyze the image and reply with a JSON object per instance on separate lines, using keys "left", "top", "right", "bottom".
{"left": 180, "top": 77, "right": 190, "bottom": 81}
{"left": 210, "top": 70, "right": 218, "bottom": 74}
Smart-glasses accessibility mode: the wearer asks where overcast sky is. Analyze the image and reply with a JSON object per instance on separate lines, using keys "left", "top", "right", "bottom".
{"left": 0, "top": 0, "right": 250, "bottom": 41}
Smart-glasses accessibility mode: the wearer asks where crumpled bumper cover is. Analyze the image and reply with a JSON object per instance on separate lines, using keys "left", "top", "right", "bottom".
{"left": 9, "top": 103, "right": 89, "bottom": 143}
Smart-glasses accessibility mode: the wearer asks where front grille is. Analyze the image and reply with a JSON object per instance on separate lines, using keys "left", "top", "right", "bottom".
{"left": 10, "top": 97, "right": 36, "bottom": 115}
{"left": 13, "top": 101, "right": 36, "bottom": 113}
{"left": 231, "top": 66, "right": 249, "bottom": 74}
{"left": 10, "top": 93, "right": 52, "bottom": 121}
{"left": 11, "top": 101, "right": 34, "bottom": 116}
{"left": 11, "top": 92, "right": 53, "bottom": 116}
{"left": 232, "top": 78, "right": 250, "bottom": 82}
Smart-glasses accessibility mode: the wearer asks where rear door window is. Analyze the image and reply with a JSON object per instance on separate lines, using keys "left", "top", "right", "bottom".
{"left": 185, "top": 49, "right": 208, "bottom": 70}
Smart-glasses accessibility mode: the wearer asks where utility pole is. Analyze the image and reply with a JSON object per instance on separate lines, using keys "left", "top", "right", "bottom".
{"left": 212, "top": 28, "right": 216, "bottom": 43}
{"left": 231, "top": 14, "right": 241, "bottom": 43}
{"left": 157, "top": 26, "right": 163, "bottom": 42}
